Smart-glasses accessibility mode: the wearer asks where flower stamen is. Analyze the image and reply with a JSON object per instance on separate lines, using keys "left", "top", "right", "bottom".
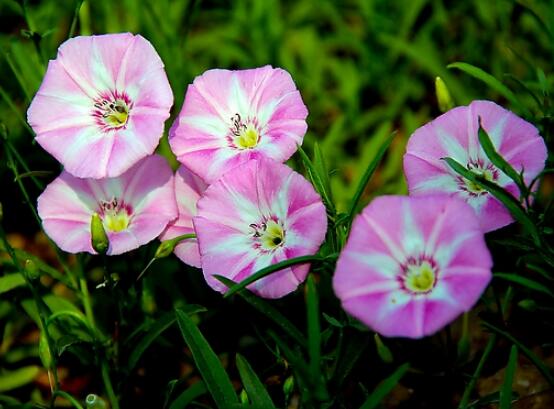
{"left": 98, "top": 197, "right": 132, "bottom": 232}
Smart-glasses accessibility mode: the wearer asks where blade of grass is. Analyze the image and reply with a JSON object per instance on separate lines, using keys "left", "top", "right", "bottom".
{"left": 499, "top": 345, "right": 518, "bottom": 409}
{"left": 359, "top": 363, "right": 409, "bottom": 409}
{"left": 297, "top": 145, "right": 336, "bottom": 214}
{"left": 443, "top": 157, "right": 541, "bottom": 246}
{"left": 214, "top": 275, "right": 307, "bottom": 348}
{"left": 175, "top": 308, "right": 238, "bottom": 407}
{"left": 447, "top": 62, "right": 529, "bottom": 115}
{"left": 482, "top": 321, "right": 554, "bottom": 387}
{"left": 494, "top": 273, "right": 554, "bottom": 298}
{"left": 223, "top": 254, "right": 326, "bottom": 298}
{"left": 168, "top": 381, "right": 207, "bottom": 409}
{"left": 476, "top": 120, "right": 528, "bottom": 197}
{"left": 235, "top": 354, "right": 276, "bottom": 408}
{"left": 346, "top": 132, "right": 395, "bottom": 226}
{"left": 458, "top": 334, "right": 497, "bottom": 409}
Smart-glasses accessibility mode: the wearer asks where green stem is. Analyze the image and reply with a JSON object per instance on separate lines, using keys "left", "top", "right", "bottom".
{"left": 68, "top": 0, "right": 85, "bottom": 39}
{"left": 101, "top": 360, "right": 120, "bottom": 409}
{"left": 457, "top": 334, "right": 497, "bottom": 409}
{"left": 51, "top": 390, "right": 84, "bottom": 409}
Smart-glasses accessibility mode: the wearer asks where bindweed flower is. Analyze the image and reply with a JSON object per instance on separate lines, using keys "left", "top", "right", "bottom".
{"left": 333, "top": 195, "right": 492, "bottom": 339}
{"left": 403, "top": 100, "right": 547, "bottom": 232}
{"left": 159, "top": 166, "right": 208, "bottom": 267}
{"left": 193, "top": 157, "right": 327, "bottom": 298}
{"left": 28, "top": 33, "right": 173, "bottom": 179}
{"left": 169, "top": 66, "right": 308, "bottom": 183}
{"left": 37, "top": 155, "right": 177, "bottom": 255}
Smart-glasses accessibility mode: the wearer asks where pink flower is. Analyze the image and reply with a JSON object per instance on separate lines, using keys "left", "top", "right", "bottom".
{"left": 28, "top": 33, "right": 173, "bottom": 179}
{"left": 159, "top": 166, "right": 207, "bottom": 268}
{"left": 404, "top": 100, "right": 547, "bottom": 232}
{"left": 193, "top": 157, "right": 327, "bottom": 298}
{"left": 169, "top": 66, "right": 308, "bottom": 183}
{"left": 37, "top": 155, "right": 177, "bottom": 256}
{"left": 333, "top": 195, "right": 492, "bottom": 339}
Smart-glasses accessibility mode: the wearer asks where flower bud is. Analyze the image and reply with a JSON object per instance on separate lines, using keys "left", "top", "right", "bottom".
{"left": 90, "top": 213, "right": 109, "bottom": 255}
{"left": 154, "top": 239, "right": 176, "bottom": 259}
{"left": 374, "top": 333, "right": 393, "bottom": 363}
{"left": 518, "top": 299, "right": 537, "bottom": 311}
{"left": 239, "top": 389, "right": 249, "bottom": 405}
{"left": 283, "top": 375, "right": 294, "bottom": 400}
{"left": 38, "top": 331, "right": 53, "bottom": 369}
{"left": 85, "top": 394, "right": 108, "bottom": 409}
{"left": 435, "top": 76, "right": 454, "bottom": 112}
{"left": 24, "top": 259, "right": 40, "bottom": 280}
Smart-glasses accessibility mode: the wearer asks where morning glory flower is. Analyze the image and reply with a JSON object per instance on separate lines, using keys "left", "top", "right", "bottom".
{"left": 169, "top": 65, "right": 308, "bottom": 183}
{"left": 159, "top": 165, "right": 207, "bottom": 268}
{"left": 37, "top": 155, "right": 177, "bottom": 255}
{"left": 333, "top": 195, "right": 492, "bottom": 339}
{"left": 28, "top": 33, "right": 173, "bottom": 179}
{"left": 403, "top": 100, "right": 547, "bottom": 232}
{"left": 193, "top": 157, "right": 327, "bottom": 298}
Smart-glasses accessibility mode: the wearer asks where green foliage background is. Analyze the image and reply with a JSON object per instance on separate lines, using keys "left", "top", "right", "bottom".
{"left": 1, "top": 0, "right": 554, "bottom": 408}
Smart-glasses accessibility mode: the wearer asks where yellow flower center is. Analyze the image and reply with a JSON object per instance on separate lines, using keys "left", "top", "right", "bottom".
{"left": 234, "top": 127, "right": 259, "bottom": 149}
{"left": 93, "top": 96, "right": 131, "bottom": 131}
{"left": 404, "top": 260, "right": 436, "bottom": 293}
{"left": 260, "top": 220, "right": 285, "bottom": 250}
{"left": 99, "top": 198, "right": 131, "bottom": 232}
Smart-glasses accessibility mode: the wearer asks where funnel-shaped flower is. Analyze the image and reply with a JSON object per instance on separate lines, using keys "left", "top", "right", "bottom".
{"left": 28, "top": 33, "right": 173, "bottom": 179}
{"left": 404, "top": 100, "right": 547, "bottom": 232}
{"left": 169, "top": 66, "right": 308, "bottom": 183}
{"left": 37, "top": 155, "right": 177, "bottom": 255}
{"left": 159, "top": 166, "right": 207, "bottom": 267}
{"left": 193, "top": 158, "right": 327, "bottom": 298}
{"left": 333, "top": 195, "right": 492, "bottom": 338}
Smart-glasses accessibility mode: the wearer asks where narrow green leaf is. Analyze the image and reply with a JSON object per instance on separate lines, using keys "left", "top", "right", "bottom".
{"left": 346, "top": 132, "right": 395, "bottom": 225}
{"left": 306, "top": 275, "right": 321, "bottom": 379}
{"left": 494, "top": 273, "right": 554, "bottom": 298}
{"left": 128, "top": 313, "right": 176, "bottom": 371}
{"left": 333, "top": 332, "right": 370, "bottom": 387}
{"left": 499, "top": 345, "right": 518, "bottom": 409}
{"left": 359, "top": 363, "right": 409, "bottom": 409}
{"left": 0, "top": 273, "right": 26, "bottom": 294}
{"left": 169, "top": 381, "right": 207, "bottom": 409}
{"left": 0, "top": 366, "right": 40, "bottom": 392}
{"left": 443, "top": 157, "right": 541, "bottom": 246}
{"left": 215, "top": 275, "right": 307, "bottom": 348}
{"left": 268, "top": 330, "right": 312, "bottom": 386}
{"left": 313, "top": 142, "right": 334, "bottom": 204}
{"left": 447, "top": 62, "right": 528, "bottom": 114}
{"left": 175, "top": 308, "right": 238, "bottom": 407}
{"left": 477, "top": 122, "right": 527, "bottom": 195}
{"left": 235, "top": 354, "right": 276, "bottom": 408}
{"left": 297, "top": 145, "right": 336, "bottom": 214}
{"left": 223, "top": 255, "right": 325, "bottom": 298}
{"left": 482, "top": 321, "right": 554, "bottom": 386}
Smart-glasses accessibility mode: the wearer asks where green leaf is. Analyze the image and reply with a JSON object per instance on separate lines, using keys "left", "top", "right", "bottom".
{"left": 128, "top": 313, "right": 176, "bottom": 371}
{"left": 333, "top": 332, "right": 370, "bottom": 388}
{"left": 168, "top": 381, "right": 207, "bottom": 409}
{"left": 175, "top": 308, "right": 238, "bottom": 408}
{"left": 359, "top": 363, "right": 409, "bottom": 409}
{"left": 297, "top": 145, "right": 336, "bottom": 214}
{"left": 346, "top": 132, "right": 395, "bottom": 226}
{"left": 215, "top": 275, "right": 307, "bottom": 348}
{"left": 0, "top": 273, "right": 26, "bottom": 294}
{"left": 447, "top": 62, "right": 528, "bottom": 115}
{"left": 482, "top": 321, "right": 554, "bottom": 386}
{"left": 500, "top": 345, "right": 518, "bottom": 409}
{"left": 306, "top": 275, "right": 321, "bottom": 379}
{"left": 442, "top": 157, "right": 541, "bottom": 246}
{"left": 0, "top": 366, "right": 40, "bottom": 392}
{"left": 235, "top": 354, "right": 276, "bottom": 408}
{"left": 223, "top": 255, "right": 325, "bottom": 298}
{"left": 494, "top": 273, "right": 554, "bottom": 298}
{"left": 476, "top": 122, "right": 527, "bottom": 196}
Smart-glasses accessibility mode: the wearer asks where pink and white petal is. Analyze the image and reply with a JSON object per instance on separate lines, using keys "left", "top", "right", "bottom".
{"left": 190, "top": 69, "right": 239, "bottom": 118}
{"left": 475, "top": 195, "right": 514, "bottom": 232}
{"left": 116, "top": 35, "right": 166, "bottom": 95}
{"left": 117, "top": 211, "right": 175, "bottom": 255}
{"left": 403, "top": 154, "right": 459, "bottom": 195}
{"left": 127, "top": 67, "right": 173, "bottom": 111}
{"left": 42, "top": 219, "right": 93, "bottom": 254}
{"left": 439, "top": 270, "right": 492, "bottom": 311}
{"left": 421, "top": 298, "right": 465, "bottom": 337}
{"left": 161, "top": 224, "right": 201, "bottom": 268}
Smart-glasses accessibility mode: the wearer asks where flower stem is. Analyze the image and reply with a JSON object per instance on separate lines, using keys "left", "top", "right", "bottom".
{"left": 101, "top": 359, "right": 120, "bottom": 409}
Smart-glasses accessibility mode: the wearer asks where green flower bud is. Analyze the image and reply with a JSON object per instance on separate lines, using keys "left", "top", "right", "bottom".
{"left": 24, "top": 259, "right": 40, "bottom": 280}
{"left": 283, "top": 375, "right": 294, "bottom": 400}
{"left": 38, "top": 331, "right": 53, "bottom": 369}
{"left": 85, "top": 394, "right": 108, "bottom": 409}
{"left": 435, "top": 76, "right": 454, "bottom": 112}
{"left": 239, "top": 389, "right": 249, "bottom": 405}
{"left": 518, "top": 299, "right": 537, "bottom": 311}
{"left": 90, "top": 213, "right": 109, "bottom": 255}
{"left": 154, "top": 239, "right": 176, "bottom": 259}
{"left": 374, "top": 333, "right": 393, "bottom": 363}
